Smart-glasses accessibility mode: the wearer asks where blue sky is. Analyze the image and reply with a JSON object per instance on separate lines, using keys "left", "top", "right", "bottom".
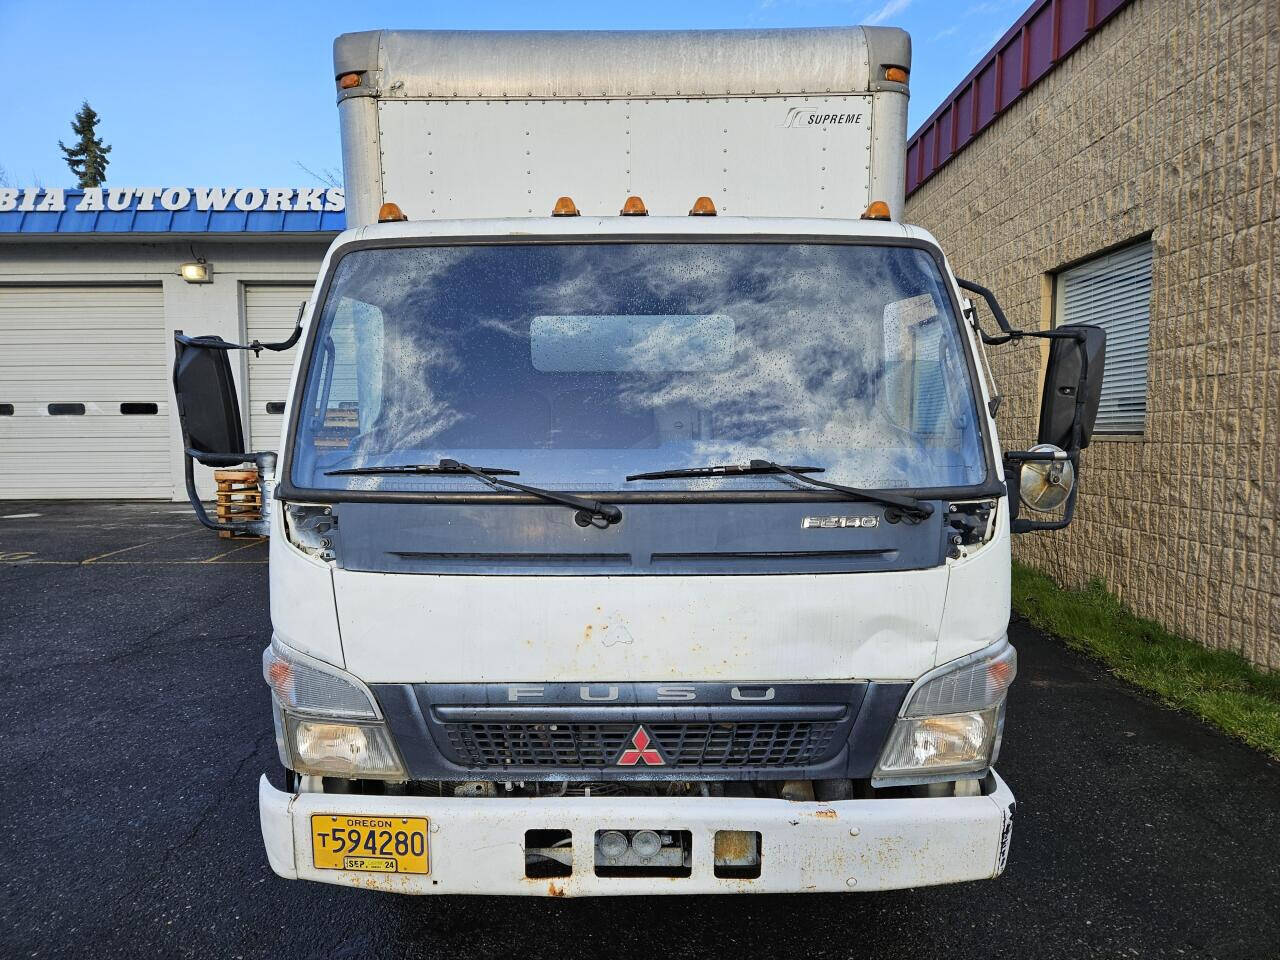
{"left": 0, "top": 0, "right": 1025, "bottom": 188}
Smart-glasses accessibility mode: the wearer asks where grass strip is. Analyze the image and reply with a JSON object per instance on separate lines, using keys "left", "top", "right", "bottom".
{"left": 1011, "top": 561, "right": 1280, "bottom": 759}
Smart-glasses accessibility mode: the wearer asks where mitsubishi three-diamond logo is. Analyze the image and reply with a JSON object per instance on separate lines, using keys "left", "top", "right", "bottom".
{"left": 616, "top": 725, "right": 665, "bottom": 766}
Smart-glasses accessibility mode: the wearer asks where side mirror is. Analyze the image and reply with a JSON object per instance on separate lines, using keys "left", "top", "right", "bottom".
{"left": 1018, "top": 443, "right": 1075, "bottom": 513}
{"left": 957, "top": 278, "right": 1110, "bottom": 535}
{"left": 1037, "top": 324, "right": 1106, "bottom": 450}
{"left": 172, "top": 334, "right": 246, "bottom": 462}
{"left": 171, "top": 313, "right": 303, "bottom": 536}
{"left": 173, "top": 332, "right": 274, "bottom": 535}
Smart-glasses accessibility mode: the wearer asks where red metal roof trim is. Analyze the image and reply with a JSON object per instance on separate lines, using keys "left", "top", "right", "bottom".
{"left": 906, "top": 0, "right": 1134, "bottom": 196}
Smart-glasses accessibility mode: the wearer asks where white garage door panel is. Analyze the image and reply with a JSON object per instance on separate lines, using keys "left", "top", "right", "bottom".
{"left": 0, "top": 285, "right": 169, "bottom": 499}
{"left": 245, "top": 285, "right": 311, "bottom": 455}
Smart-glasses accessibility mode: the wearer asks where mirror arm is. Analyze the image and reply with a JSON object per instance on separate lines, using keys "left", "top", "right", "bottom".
{"left": 955, "top": 278, "right": 1021, "bottom": 344}
{"left": 181, "top": 449, "right": 276, "bottom": 536}
{"left": 174, "top": 302, "right": 305, "bottom": 357}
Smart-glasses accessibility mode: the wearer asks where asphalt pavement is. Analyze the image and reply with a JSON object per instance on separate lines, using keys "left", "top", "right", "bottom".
{"left": 2, "top": 501, "right": 1278, "bottom": 960}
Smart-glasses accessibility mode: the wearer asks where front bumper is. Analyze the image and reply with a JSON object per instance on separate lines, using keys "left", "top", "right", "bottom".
{"left": 259, "top": 771, "right": 1016, "bottom": 896}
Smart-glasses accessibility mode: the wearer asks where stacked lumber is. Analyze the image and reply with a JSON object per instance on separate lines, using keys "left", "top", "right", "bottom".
{"left": 214, "top": 468, "right": 262, "bottom": 539}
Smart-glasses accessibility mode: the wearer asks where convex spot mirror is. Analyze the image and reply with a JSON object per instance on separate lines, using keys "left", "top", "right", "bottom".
{"left": 1038, "top": 324, "right": 1106, "bottom": 450}
{"left": 1019, "top": 443, "right": 1075, "bottom": 513}
{"left": 172, "top": 334, "right": 246, "bottom": 462}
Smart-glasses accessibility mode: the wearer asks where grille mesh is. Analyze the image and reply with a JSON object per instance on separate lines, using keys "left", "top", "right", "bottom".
{"left": 444, "top": 721, "right": 840, "bottom": 768}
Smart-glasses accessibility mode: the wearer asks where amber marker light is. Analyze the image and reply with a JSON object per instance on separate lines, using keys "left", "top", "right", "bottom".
{"left": 619, "top": 195, "right": 648, "bottom": 216}
{"left": 689, "top": 196, "right": 717, "bottom": 216}
{"left": 884, "top": 66, "right": 909, "bottom": 84}
{"left": 552, "top": 196, "right": 581, "bottom": 216}
{"left": 860, "top": 200, "right": 892, "bottom": 221}
{"left": 338, "top": 72, "right": 362, "bottom": 89}
{"left": 377, "top": 202, "right": 408, "bottom": 223}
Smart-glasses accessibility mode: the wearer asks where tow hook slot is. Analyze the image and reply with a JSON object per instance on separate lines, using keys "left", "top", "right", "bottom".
{"left": 593, "top": 829, "right": 692, "bottom": 877}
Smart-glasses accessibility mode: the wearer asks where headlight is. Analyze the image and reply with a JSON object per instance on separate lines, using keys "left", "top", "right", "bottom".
{"left": 874, "top": 638, "right": 1016, "bottom": 785}
{"left": 875, "top": 706, "right": 1000, "bottom": 776}
{"left": 286, "top": 716, "right": 404, "bottom": 778}
{"left": 264, "top": 641, "right": 405, "bottom": 780}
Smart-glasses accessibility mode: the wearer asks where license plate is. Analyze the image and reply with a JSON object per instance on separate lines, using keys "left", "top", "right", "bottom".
{"left": 311, "top": 815, "right": 429, "bottom": 874}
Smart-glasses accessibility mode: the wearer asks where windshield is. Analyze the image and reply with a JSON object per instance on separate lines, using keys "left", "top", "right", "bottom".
{"left": 289, "top": 242, "right": 987, "bottom": 493}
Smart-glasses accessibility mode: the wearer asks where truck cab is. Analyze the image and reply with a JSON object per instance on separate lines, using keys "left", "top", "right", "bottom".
{"left": 170, "top": 27, "right": 1104, "bottom": 896}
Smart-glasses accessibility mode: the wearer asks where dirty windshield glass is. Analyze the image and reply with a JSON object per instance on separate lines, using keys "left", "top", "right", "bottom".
{"left": 289, "top": 242, "right": 987, "bottom": 492}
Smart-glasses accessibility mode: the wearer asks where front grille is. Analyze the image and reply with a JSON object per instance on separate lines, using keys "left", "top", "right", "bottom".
{"left": 443, "top": 721, "right": 841, "bottom": 768}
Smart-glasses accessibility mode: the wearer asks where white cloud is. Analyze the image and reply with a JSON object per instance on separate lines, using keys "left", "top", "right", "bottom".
{"left": 865, "top": 0, "right": 911, "bottom": 25}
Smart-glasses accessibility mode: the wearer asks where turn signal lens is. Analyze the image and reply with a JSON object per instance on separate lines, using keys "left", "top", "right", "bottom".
{"left": 338, "top": 72, "right": 361, "bottom": 90}
{"left": 552, "top": 196, "right": 580, "bottom": 216}
{"left": 689, "top": 196, "right": 717, "bottom": 216}
{"left": 861, "top": 200, "right": 892, "bottom": 221}
{"left": 377, "top": 202, "right": 408, "bottom": 223}
{"left": 884, "top": 66, "right": 909, "bottom": 84}
{"left": 904, "top": 638, "right": 1017, "bottom": 717}
{"left": 619, "top": 195, "right": 648, "bottom": 216}
{"left": 263, "top": 642, "right": 378, "bottom": 719}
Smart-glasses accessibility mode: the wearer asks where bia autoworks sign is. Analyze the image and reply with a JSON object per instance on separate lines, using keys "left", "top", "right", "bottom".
{"left": 0, "top": 186, "right": 345, "bottom": 213}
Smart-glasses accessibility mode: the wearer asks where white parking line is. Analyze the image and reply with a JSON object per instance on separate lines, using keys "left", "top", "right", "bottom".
{"left": 2, "top": 513, "right": 42, "bottom": 519}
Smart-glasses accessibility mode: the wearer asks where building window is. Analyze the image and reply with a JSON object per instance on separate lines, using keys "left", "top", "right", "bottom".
{"left": 1054, "top": 240, "right": 1152, "bottom": 436}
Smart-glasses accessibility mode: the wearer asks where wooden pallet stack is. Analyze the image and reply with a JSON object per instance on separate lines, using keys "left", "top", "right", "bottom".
{"left": 214, "top": 468, "right": 263, "bottom": 539}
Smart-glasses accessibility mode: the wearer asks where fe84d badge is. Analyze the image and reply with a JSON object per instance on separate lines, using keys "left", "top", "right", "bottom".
{"left": 311, "top": 815, "right": 429, "bottom": 874}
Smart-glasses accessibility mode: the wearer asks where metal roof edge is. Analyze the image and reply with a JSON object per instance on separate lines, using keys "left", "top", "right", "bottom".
{"left": 905, "top": 0, "right": 1136, "bottom": 197}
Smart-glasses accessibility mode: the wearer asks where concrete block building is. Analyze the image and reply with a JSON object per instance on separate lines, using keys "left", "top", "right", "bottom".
{"left": 904, "top": 0, "right": 1277, "bottom": 667}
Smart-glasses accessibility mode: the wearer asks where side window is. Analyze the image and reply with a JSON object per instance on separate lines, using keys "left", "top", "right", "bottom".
{"left": 1054, "top": 240, "right": 1152, "bottom": 436}
{"left": 309, "top": 297, "right": 384, "bottom": 450}
{"left": 883, "top": 293, "right": 968, "bottom": 437}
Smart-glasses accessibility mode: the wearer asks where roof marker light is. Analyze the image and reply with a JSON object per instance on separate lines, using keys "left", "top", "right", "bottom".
{"left": 377, "top": 202, "right": 408, "bottom": 223}
{"left": 689, "top": 196, "right": 717, "bottom": 216}
{"left": 552, "top": 196, "right": 580, "bottom": 216}
{"left": 884, "top": 66, "right": 909, "bottom": 84}
{"left": 619, "top": 196, "right": 648, "bottom": 216}
{"left": 861, "top": 200, "right": 892, "bottom": 221}
{"left": 338, "top": 72, "right": 362, "bottom": 90}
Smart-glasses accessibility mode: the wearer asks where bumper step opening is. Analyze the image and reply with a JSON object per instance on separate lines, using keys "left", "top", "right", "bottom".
{"left": 524, "top": 829, "right": 572, "bottom": 878}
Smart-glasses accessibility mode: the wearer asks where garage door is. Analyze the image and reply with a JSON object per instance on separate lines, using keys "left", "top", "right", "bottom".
{"left": 0, "top": 285, "right": 170, "bottom": 499}
{"left": 244, "top": 285, "right": 310, "bottom": 454}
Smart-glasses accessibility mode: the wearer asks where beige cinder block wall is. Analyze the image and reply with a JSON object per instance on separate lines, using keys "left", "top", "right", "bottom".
{"left": 904, "top": 0, "right": 1279, "bottom": 669}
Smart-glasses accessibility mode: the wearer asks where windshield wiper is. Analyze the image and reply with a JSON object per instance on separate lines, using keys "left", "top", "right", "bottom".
{"left": 326, "top": 462, "right": 519, "bottom": 477}
{"left": 625, "top": 462, "right": 825, "bottom": 481}
{"left": 326, "top": 458, "right": 621, "bottom": 528}
{"left": 628, "top": 459, "right": 933, "bottom": 520}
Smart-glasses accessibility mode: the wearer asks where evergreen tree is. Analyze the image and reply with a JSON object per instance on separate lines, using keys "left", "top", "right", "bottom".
{"left": 59, "top": 101, "right": 111, "bottom": 188}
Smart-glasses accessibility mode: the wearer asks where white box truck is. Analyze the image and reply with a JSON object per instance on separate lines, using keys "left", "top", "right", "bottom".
{"left": 170, "top": 27, "right": 1105, "bottom": 896}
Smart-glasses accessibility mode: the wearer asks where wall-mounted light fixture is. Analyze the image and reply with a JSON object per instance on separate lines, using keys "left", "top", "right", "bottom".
{"left": 179, "top": 259, "right": 212, "bottom": 284}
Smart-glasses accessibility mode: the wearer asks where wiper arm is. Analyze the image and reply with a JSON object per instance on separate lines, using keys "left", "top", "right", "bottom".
{"left": 626, "top": 462, "right": 825, "bottom": 482}
{"left": 757, "top": 460, "right": 933, "bottom": 520}
{"left": 327, "top": 459, "right": 621, "bottom": 528}
{"left": 326, "top": 462, "right": 519, "bottom": 477}
{"left": 628, "top": 458, "right": 931, "bottom": 519}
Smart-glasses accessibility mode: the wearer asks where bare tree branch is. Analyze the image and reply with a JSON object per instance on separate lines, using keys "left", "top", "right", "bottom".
{"left": 295, "top": 160, "right": 343, "bottom": 189}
